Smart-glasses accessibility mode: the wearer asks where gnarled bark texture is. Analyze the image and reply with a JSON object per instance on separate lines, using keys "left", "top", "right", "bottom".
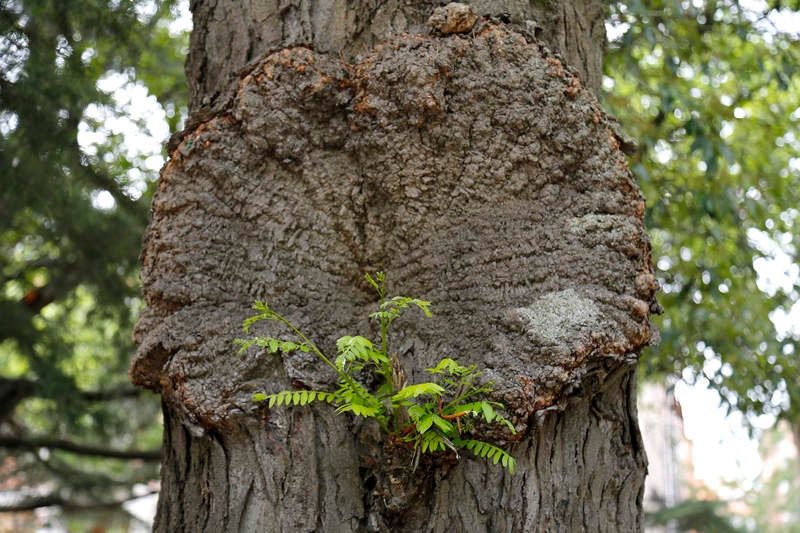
{"left": 133, "top": 2, "right": 658, "bottom": 531}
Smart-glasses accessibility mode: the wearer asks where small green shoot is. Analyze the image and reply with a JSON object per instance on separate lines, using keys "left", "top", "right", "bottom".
{"left": 237, "top": 272, "right": 516, "bottom": 473}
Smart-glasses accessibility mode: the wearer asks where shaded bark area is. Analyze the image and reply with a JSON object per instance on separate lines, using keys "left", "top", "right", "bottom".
{"left": 135, "top": 3, "right": 656, "bottom": 531}
{"left": 156, "top": 402, "right": 366, "bottom": 531}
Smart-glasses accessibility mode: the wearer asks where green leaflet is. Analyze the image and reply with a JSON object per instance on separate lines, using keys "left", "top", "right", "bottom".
{"left": 426, "top": 358, "right": 474, "bottom": 376}
{"left": 392, "top": 382, "right": 445, "bottom": 402}
{"left": 415, "top": 414, "right": 435, "bottom": 434}
{"left": 456, "top": 439, "right": 517, "bottom": 474}
{"left": 336, "top": 335, "right": 388, "bottom": 371}
{"left": 440, "top": 401, "right": 516, "bottom": 434}
{"left": 369, "top": 296, "right": 433, "bottom": 327}
{"left": 335, "top": 402, "right": 382, "bottom": 418}
{"left": 431, "top": 414, "right": 455, "bottom": 434}
{"left": 234, "top": 336, "right": 310, "bottom": 355}
{"left": 253, "top": 390, "right": 338, "bottom": 407}
{"left": 481, "top": 401, "right": 495, "bottom": 422}
{"left": 420, "top": 431, "right": 446, "bottom": 454}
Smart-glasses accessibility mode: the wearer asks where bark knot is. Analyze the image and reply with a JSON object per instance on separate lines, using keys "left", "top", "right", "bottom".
{"left": 426, "top": 2, "right": 478, "bottom": 35}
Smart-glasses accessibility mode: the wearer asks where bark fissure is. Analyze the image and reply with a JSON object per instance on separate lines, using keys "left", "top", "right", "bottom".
{"left": 237, "top": 478, "right": 254, "bottom": 531}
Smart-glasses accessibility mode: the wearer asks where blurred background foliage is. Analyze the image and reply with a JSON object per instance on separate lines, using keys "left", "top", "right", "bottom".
{"left": 605, "top": 1, "right": 800, "bottom": 529}
{"left": 605, "top": 0, "right": 799, "bottom": 433}
{"left": 0, "top": 0, "right": 187, "bottom": 518}
{"left": 0, "top": 0, "right": 798, "bottom": 528}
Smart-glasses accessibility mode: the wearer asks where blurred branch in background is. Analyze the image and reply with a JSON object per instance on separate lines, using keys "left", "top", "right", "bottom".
{"left": 646, "top": 499, "right": 747, "bottom": 533}
{"left": 0, "top": 435, "right": 160, "bottom": 461}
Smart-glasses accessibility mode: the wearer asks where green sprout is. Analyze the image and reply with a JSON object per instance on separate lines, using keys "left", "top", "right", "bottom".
{"left": 236, "top": 272, "right": 516, "bottom": 473}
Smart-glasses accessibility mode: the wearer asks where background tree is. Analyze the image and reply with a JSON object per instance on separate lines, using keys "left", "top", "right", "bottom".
{"left": 0, "top": 0, "right": 187, "bottom": 514}
{"left": 132, "top": 1, "right": 658, "bottom": 530}
{"left": 605, "top": 0, "right": 800, "bottom": 443}
{"left": 605, "top": 2, "right": 800, "bottom": 528}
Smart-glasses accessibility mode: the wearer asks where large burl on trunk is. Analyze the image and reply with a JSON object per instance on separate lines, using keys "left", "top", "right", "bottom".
{"left": 132, "top": 2, "right": 658, "bottom": 531}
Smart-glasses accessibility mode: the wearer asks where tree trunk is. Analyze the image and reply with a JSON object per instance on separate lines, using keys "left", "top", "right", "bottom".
{"left": 132, "top": 1, "right": 658, "bottom": 531}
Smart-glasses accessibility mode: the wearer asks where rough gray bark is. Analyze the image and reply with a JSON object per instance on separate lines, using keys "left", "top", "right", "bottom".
{"left": 185, "top": 0, "right": 606, "bottom": 113}
{"left": 133, "top": 2, "right": 657, "bottom": 531}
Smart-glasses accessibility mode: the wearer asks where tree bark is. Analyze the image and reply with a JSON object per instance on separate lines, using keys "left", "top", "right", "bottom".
{"left": 133, "top": 1, "right": 657, "bottom": 531}
{"left": 184, "top": 0, "right": 606, "bottom": 114}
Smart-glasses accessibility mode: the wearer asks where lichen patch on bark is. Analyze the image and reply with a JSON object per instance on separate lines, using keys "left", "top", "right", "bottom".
{"left": 510, "top": 289, "right": 602, "bottom": 344}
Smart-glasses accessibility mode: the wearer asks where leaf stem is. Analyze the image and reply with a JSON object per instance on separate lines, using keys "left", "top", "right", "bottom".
{"left": 377, "top": 278, "right": 389, "bottom": 360}
{"left": 275, "top": 315, "right": 344, "bottom": 379}
{"left": 440, "top": 411, "right": 472, "bottom": 420}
